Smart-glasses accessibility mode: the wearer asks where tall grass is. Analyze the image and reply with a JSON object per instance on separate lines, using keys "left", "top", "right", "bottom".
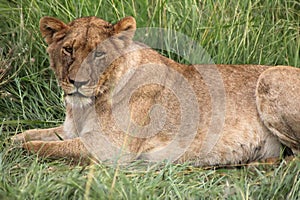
{"left": 0, "top": 0, "right": 299, "bottom": 199}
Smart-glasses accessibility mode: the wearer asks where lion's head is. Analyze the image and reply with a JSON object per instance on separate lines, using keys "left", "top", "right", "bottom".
{"left": 39, "top": 16, "right": 137, "bottom": 106}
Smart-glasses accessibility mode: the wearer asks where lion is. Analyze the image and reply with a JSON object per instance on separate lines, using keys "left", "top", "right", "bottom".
{"left": 12, "top": 16, "right": 300, "bottom": 166}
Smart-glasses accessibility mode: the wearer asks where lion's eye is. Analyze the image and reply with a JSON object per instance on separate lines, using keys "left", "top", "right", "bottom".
{"left": 94, "top": 51, "right": 106, "bottom": 59}
{"left": 62, "top": 46, "right": 73, "bottom": 56}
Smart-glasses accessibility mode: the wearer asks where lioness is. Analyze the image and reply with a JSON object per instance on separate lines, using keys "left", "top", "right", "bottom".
{"left": 12, "top": 16, "right": 300, "bottom": 166}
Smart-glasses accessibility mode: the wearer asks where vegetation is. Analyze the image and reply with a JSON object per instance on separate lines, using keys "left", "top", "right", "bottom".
{"left": 0, "top": 0, "right": 299, "bottom": 199}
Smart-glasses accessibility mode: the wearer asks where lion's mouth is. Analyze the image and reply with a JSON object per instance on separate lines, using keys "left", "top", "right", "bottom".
{"left": 65, "top": 91, "right": 94, "bottom": 107}
{"left": 62, "top": 83, "right": 96, "bottom": 106}
{"left": 67, "top": 91, "right": 89, "bottom": 98}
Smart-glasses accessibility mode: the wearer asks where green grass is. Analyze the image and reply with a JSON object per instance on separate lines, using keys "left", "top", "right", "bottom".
{"left": 0, "top": 0, "right": 299, "bottom": 199}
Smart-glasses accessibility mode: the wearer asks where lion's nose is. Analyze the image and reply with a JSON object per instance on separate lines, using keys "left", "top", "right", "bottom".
{"left": 68, "top": 78, "right": 89, "bottom": 88}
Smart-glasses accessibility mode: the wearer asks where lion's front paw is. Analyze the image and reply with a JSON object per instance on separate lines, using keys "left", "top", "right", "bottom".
{"left": 11, "top": 133, "right": 26, "bottom": 144}
{"left": 11, "top": 129, "right": 40, "bottom": 144}
{"left": 23, "top": 141, "right": 53, "bottom": 157}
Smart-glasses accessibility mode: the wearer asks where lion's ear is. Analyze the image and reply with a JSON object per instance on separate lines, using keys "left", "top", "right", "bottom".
{"left": 40, "top": 17, "right": 68, "bottom": 45}
{"left": 113, "top": 16, "right": 136, "bottom": 41}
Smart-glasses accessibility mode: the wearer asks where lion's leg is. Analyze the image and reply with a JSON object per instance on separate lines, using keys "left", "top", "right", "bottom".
{"left": 23, "top": 138, "right": 91, "bottom": 162}
{"left": 12, "top": 126, "right": 66, "bottom": 143}
{"left": 256, "top": 66, "right": 300, "bottom": 154}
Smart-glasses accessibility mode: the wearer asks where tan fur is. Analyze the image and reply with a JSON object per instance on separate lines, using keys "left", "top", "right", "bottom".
{"left": 12, "top": 16, "right": 300, "bottom": 166}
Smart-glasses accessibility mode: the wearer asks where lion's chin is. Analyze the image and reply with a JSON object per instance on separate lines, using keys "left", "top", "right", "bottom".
{"left": 65, "top": 95, "right": 93, "bottom": 108}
